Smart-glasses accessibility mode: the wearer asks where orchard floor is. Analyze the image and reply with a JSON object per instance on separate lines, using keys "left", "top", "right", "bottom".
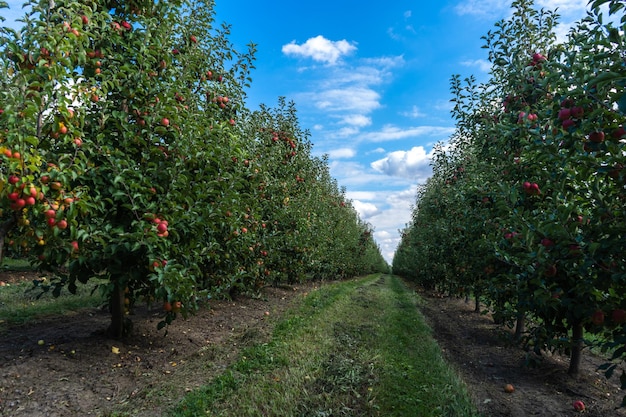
{"left": 418, "top": 289, "right": 626, "bottom": 417}
{"left": 0, "top": 271, "right": 624, "bottom": 417}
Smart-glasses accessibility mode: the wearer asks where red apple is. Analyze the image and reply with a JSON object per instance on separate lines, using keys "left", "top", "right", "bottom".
{"left": 591, "top": 310, "right": 605, "bottom": 326}
{"left": 8, "top": 175, "right": 19, "bottom": 185}
{"left": 157, "top": 223, "right": 168, "bottom": 233}
{"left": 71, "top": 240, "right": 79, "bottom": 252}
{"left": 558, "top": 108, "right": 571, "bottom": 120}
{"left": 570, "top": 106, "right": 584, "bottom": 118}
{"left": 589, "top": 131, "right": 605, "bottom": 143}
{"left": 161, "top": 117, "right": 170, "bottom": 127}
{"left": 81, "top": 15, "right": 89, "bottom": 25}
{"left": 573, "top": 400, "right": 585, "bottom": 412}
{"left": 612, "top": 309, "right": 626, "bottom": 324}
{"left": 56, "top": 219, "right": 68, "bottom": 229}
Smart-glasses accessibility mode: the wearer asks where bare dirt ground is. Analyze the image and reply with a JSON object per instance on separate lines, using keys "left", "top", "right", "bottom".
{"left": 0, "top": 271, "right": 624, "bottom": 416}
{"left": 0, "top": 270, "right": 317, "bottom": 417}
{"left": 418, "top": 290, "right": 626, "bottom": 417}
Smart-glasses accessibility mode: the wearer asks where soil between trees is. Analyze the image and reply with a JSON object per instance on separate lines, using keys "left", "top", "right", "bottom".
{"left": 417, "top": 289, "right": 626, "bottom": 417}
{"left": 0, "top": 272, "right": 624, "bottom": 416}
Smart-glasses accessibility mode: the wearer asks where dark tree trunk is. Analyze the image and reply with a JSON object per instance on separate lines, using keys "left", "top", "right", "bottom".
{"left": 0, "top": 217, "right": 17, "bottom": 264}
{"left": 514, "top": 311, "right": 525, "bottom": 341}
{"left": 108, "top": 279, "right": 127, "bottom": 339}
{"left": 474, "top": 294, "right": 480, "bottom": 313}
{"left": 568, "top": 321, "right": 584, "bottom": 376}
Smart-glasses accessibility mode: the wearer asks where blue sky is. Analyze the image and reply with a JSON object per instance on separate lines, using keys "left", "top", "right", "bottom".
{"left": 3, "top": 0, "right": 591, "bottom": 262}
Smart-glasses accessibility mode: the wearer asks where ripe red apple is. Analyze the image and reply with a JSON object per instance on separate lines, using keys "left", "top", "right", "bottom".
{"left": 81, "top": 15, "right": 89, "bottom": 25}
{"left": 14, "top": 199, "right": 26, "bottom": 209}
{"left": 45, "top": 209, "right": 56, "bottom": 218}
{"left": 71, "top": 240, "right": 79, "bottom": 251}
{"left": 157, "top": 223, "right": 168, "bottom": 233}
{"left": 161, "top": 118, "right": 170, "bottom": 127}
{"left": 241, "top": 227, "right": 248, "bottom": 233}
{"left": 570, "top": 106, "right": 584, "bottom": 118}
{"left": 25, "top": 196, "right": 36, "bottom": 206}
{"left": 56, "top": 219, "right": 68, "bottom": 229}
{"left": 121, "top": 21, "right": 131, "bottom": 30}
{"left": 47, "top": 217, "right": 57, "bottom": 227}
{"left": 589, "top": 131, "right": 605, "bottom": 143}
{"left": 573, "top": 400, "right": 585, "bottom": 412}
{"left": 8, "top": 175, "right": 19, "bottom": 185}
{"left": 612, "top": 126, "right": 625, "bottom": 139}
{"left": 540, "top": 238, "right": 554, "bottom": 247}
{"left": 544, "top": 264, "right": 557, "bottom": 277}
{"left": 558, "top": 108, "right": 571, "bottom": 120}
{"left": 190, "top": 35, "right": 197, "bottom": 43}
{"left": 612, "top": 309, "right": 626, "bottom": 324}
{"left": 591, "top": 310, "right": 605, "bottom": 326}
{"left": 562, "top": 119, "right": 576, "bottom": 129}
{"left": 8, "top": 192, "right": 19, "bottom": 201}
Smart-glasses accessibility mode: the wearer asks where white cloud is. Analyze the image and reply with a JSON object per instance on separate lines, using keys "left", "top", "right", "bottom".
{"left": 460, "top": 59, "right": 492, "bottom": 73}
{"left": 346, "top": 191, "right": 378, "bottom": 200}
{"left": 368, "top": 147, "right": 386, "bottom": 154}
{"left": 404, "top": 10, "right": 412, "bottom": 19}
{"left": 282, "top": 35, "right": 357, "bottom": 65}
{"left": 371, "top": 146, "right": 435, "bottom": 181}
{"left": 327, "top": 147, "right": 356, "bottom": 159}
{"left": 352, "top": 200, "right": 379, "bottom": 219}
{"left": 401, "top": 105, "right": 426, "bottom": 118}
{"left": 341, "top": 114, "right": 371, "bottom": 127}
{"left": 454, "top": 0, "right": 509, "bottom": 17}
{"left": 359, "top": 124, "right": 455, "bottom": 143}
{"left": 310, "top": 87, "right": 381, "bottom": 113}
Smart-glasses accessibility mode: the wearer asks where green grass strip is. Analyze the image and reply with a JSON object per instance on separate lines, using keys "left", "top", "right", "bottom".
{"left": 169, "top": 274, "right": 479, "bottom": 417}
{"left": 0, "top": 279, "right": 105, "bottom": 329}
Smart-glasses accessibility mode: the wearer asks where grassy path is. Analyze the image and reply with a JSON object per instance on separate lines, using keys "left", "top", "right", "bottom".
{"left": 170, "top": 274, "right": 479, "bottom": 417}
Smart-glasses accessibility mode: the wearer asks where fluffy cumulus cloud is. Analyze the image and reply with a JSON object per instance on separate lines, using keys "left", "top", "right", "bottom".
{"left": 351, "top": 200, "right": 379, "bottom": 219}
{"left": 282, "top": 35, "right": 357, "bottom": 65}
{"left": 371, "top": 146, "right": 434, "bottom": 181}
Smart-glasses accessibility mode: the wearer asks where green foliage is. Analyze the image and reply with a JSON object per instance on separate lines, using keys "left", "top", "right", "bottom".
{"left": 394, "top": 0, "right": 626, "bottom": 380}
{"left": 0, "top": 0, "right": 387, "bottom": 338}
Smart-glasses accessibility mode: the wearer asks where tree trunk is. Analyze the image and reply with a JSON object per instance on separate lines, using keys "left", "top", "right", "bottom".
{"left": 568, "top": 321, "right": 584, "bottom": 376}
{"left": 514, "top": 311, "right": 525, "bottom": 341}
{"left": 474, "top": 293, "right": 480, "bottom": 313}
{"left": 0, "top": 217, "right": 17, "bottom": 264}
{"left": 108, "top": 279, "right": 127, "bottom": 339}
